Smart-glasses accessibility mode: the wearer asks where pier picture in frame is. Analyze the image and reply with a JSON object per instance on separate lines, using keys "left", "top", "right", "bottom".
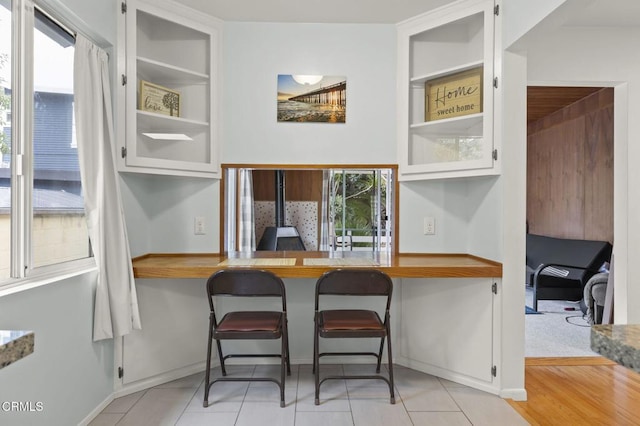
{"left": 277, "top": 75, "right": 346, "bottom": 123}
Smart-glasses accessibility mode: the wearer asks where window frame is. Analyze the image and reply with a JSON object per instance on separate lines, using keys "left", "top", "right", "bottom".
{"left": 1, "top": 0, "right": 96, "bottom": 294}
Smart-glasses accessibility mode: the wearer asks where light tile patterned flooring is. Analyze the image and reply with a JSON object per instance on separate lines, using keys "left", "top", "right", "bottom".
{"left": 90, "top": 364, "right": 528, "bottom": 426}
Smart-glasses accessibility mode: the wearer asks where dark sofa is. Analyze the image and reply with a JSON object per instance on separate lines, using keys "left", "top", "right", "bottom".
{"left": 526, "top": 234, "right": 612, "bottom": 311}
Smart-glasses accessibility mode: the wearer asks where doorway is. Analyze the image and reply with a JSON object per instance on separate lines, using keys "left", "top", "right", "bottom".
{"left": 525, "top": 86, "right": 614, "bottom": 357}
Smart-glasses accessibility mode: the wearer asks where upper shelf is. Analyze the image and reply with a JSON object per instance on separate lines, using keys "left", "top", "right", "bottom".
{"left": 137, "top": 56, "right": 209, "bottom": 85}
{"left": 137, "top": 110, "right": 208, "bottom": 134}
{"left": 410, "top": 60, "right": 484, "bottom": 87}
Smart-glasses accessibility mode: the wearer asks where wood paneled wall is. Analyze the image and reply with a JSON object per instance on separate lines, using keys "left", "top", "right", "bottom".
{"left": 252, "top": 170, "right": 324, "bottom": 245}
{"left": 527, "top": 88, "right": 613, "bottom": 243}
{"left": 252, "top": 169, "right": 323, "bottom": 202}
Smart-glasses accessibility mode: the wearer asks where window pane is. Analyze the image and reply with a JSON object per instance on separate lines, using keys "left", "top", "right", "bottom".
{"left": 31, "top": 12, "right": 88, "bottom": 268}
{"left": 330, "top": 169, "right": 391, "bottom": 253}
{"left": 0, "top": 3, "right": 11, "bottom": 280}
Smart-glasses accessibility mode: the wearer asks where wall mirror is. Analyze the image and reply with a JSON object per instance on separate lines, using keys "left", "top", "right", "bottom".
{"left": 221, "top": 164, "right": 398, "bottom": 253}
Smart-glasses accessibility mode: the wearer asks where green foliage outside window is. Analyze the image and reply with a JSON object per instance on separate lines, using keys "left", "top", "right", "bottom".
{"left": 331, "top": 171, "right": 387, "bottom": 238}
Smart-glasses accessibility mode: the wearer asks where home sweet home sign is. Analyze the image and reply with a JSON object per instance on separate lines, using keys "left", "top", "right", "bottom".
{"left": 425, "top": 67, "right": 483, "bottom": 122}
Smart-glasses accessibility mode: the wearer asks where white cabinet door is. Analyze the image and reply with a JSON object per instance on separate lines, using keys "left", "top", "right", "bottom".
{"left": 399, "top": 278, "right": 497, "bottom": 386}
{"left": 397, "top": 0, "right": 498, "bottom": 181}
{"left": 122, "top": 278, "right": 209, "bottom": 385}
{"left": 119, "top": 0, "right": 222, "bottom": 178}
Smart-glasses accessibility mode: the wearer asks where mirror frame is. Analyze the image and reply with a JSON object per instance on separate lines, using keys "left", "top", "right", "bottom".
{"left": 220, "top": 163, "right": 400, "bottom": 254}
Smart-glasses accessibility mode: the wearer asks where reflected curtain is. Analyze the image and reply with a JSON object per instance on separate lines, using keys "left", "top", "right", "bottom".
{"left": 319, "top": 170, "right": 331, "bottom": 250}
{"left": 238, "top": 169, "right": 256, "bottom": 251}
{"left": 74, "top": 35, "right": 141, "bottom": 341}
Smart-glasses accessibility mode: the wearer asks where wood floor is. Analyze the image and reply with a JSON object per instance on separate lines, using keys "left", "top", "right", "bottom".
{"left": 508, "top": 357, "right": 640, "bottom": 426}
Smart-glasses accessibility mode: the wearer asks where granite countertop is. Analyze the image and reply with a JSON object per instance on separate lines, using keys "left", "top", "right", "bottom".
{"left": 591, "top": 324, "right": 640, "bottom": 373}
{"left": 0, "top": 330, "right": 35, "bottom": 369}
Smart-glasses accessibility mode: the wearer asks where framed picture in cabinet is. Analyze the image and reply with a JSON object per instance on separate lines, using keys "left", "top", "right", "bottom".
{"left": 425, "top": 67, "right": 482, "bottom": 122}
{"left": 139, "top": 80, "right": 181, "bottom": 117}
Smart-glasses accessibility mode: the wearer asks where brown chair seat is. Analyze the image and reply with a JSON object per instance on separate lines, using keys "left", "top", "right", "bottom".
{"left": 216, "top": 311, "right": 283, "bottom": 333}
{"left": 319, "top": 310, "right": 383, "bottom": 331}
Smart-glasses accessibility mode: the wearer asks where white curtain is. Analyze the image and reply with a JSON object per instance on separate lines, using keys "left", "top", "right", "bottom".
{"left": 238, "top": 169, "right": 256, "bottom": 251}
{"left": 319, "top": 170, "right": 331, "bottom": 250}
{"left": 74, "top": 35, "right": 141, "bottom": 341}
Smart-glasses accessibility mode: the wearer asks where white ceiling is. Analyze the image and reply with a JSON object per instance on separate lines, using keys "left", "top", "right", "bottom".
{"left": 173, "top": 0, "right": 455, "bottom": 24}
{"left": 173, "top": 0, "right": 640, "bottom": 27}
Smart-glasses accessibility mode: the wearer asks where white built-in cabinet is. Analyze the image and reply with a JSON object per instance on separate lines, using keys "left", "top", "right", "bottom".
{"left": 399, "top": 278, "right": 501, "bottom": 391}
{"left": 117, "top": 0, "right": 222, "bottom": 178}
{"left": 397, "top": 0, "right": 498, "bottom": 180}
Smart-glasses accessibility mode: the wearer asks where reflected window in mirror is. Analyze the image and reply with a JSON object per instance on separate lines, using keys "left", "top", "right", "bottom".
{"left": 222, "top": 165, "right": 397, "bottom": 254}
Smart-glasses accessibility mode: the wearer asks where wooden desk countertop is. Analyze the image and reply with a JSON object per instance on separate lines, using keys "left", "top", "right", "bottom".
{"left": 132, "top": 252, "right": 502, "bottom": 279}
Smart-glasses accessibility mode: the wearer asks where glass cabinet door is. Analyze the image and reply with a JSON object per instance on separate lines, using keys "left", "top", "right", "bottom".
{"left": 398, "top": 0, "right": 497, "bottom": 180}
{"left": 121, "top": 0, "right": 221, "bottom": 178}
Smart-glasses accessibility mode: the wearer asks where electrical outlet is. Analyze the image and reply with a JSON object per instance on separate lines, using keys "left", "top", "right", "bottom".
{"left": 194, "top": 216, "right": 206, "bottom": 235}
{"left": 423, "top": 216, "right": 435, "bottom": 235}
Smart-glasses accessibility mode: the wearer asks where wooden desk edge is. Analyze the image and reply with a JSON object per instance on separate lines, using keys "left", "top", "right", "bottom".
{"left": 132, "top": 252, "right": 502, "bottom": 279}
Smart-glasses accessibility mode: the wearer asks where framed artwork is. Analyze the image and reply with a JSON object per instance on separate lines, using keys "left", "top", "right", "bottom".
{"left": 277, "top": 75, "right": 346, "bottom": 123}
{"left": 139, "top": 80, "right": 181, "bottom": 117}
{"left": 425, "top": 66, "right": 482, "bottom": 122}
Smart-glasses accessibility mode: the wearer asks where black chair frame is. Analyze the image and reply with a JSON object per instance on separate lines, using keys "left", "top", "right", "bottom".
{"left": 532, "top": 263, "right": 602, "bottom": 311}
{"left": 204, "top": 269, "right": 291, "bottom": 408}
{"left": 313, "top": 268, "right": 395, "bottom": 405}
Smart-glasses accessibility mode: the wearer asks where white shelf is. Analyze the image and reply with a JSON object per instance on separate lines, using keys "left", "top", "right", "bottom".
{"left": 410, "top": 60, "right": 484, "bottom": 87}
{"left": 137, "top": 56, "right": 208, "bottom": 84}
{"left": 137, "top": 110, "right": 208, "bottom": 134}
{"left": 410, "top": 113, "right": 483, "bottom": 136}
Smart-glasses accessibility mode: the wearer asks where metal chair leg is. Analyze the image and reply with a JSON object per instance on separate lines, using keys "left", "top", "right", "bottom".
{"left": 314, "top": 324, "right": 320, "bottom": 405}
{"left": 280, "top": 333, "right": 286, "bottom": 407}
{"left": 376, "top": 336, "right": 385, "bottom": 373}
{"left": 203, "top": 318, "right": 214, "bottom": 408}
{"left": 285, "top": 319, "right": 291, "bottom": 375}
{"left": 216, "top": 340, "right": 226, "bottom": 376}
{"left": 312, "top": 315, "right": 318, "bottom": 375}
{"left": 386, "top": 324, "right": 396, "bottom": 404}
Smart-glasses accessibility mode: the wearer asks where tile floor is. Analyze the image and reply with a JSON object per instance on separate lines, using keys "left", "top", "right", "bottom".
{"left": 89, "top": 364, "right": 528, "bottom": 426}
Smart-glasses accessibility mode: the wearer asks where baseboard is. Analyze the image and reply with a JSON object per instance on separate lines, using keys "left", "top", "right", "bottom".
{"left": 395, "top": 356, "right": 499, "bottom": 396}
{"left": 77, "top": 394, "right": 115, "bottom": 426}
{"left": 114, "top": 361, "right": 209, "bottom": 398}
{"left": 500, "top": 388, "right": 527, "bottom": 401}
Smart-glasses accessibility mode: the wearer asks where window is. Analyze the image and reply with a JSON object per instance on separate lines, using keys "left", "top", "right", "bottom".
{"left": 330, "top": 169, "right": 392, "bottom": 252}
{"left": 0, "top": 1, "right": 91, "bottom": 285}
{"left": 222, "top": 165, "right": 397, "bottom": 254}
{"left": 0, "top": 1, "right": 12, "bottom": 280}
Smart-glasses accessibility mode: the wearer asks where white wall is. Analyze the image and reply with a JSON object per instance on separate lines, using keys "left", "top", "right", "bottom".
{"left": 121, "top": 173, "right": 220, "bottom": 255}
{"left": 222, "top": 22, "right": 397, "bottom": 164}
{"left": 502, "top": 0, "right": 567, "bottom": 49}
{"left": 398, "top": 177, "right": 502, "bottom": 260}
{"left": 500, "top": 49, "right": 528, "bottom": 399}
{"left": 520, "top": 24, "right": 640, "bottom": 324}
